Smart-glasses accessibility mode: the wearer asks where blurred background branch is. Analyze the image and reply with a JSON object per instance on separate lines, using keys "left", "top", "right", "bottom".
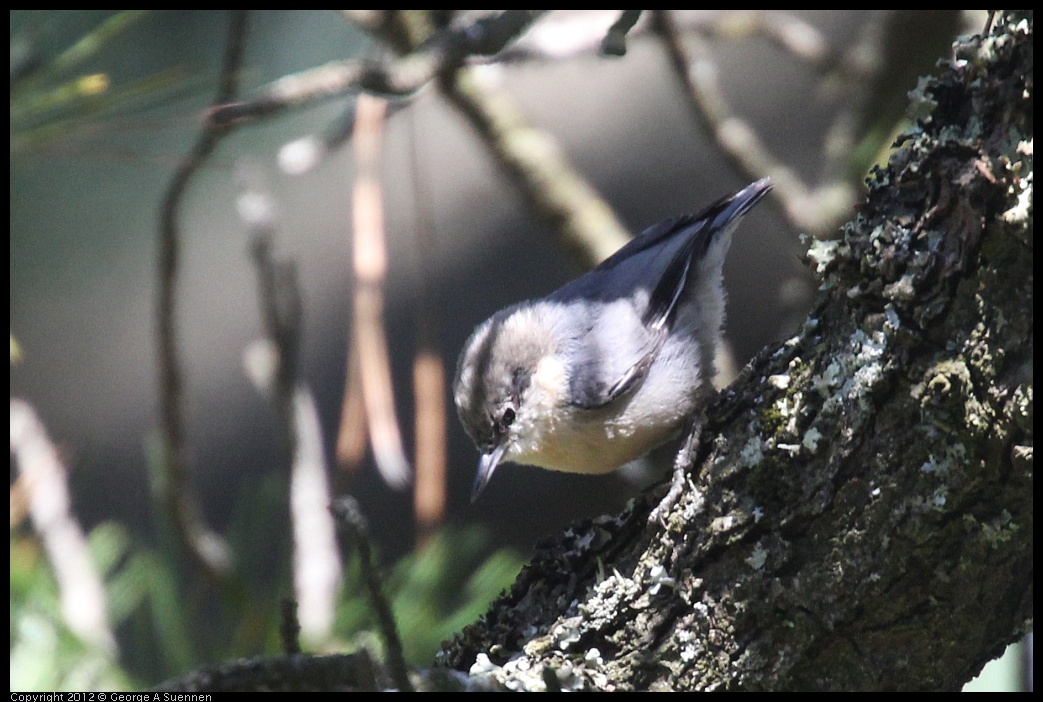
{"left": 339, "top": 93, "right": 412, "bottom": 490}
{"left": 155, "top": 9, "right": 249, "bottom": 579}
{"left": 240, "top": 169, "right": 342, "bottom": 648}
{"left": 11, "top": 399, "right": 116, "bottom": 654}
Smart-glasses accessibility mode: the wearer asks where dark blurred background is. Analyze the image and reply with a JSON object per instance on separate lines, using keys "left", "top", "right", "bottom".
{"left": 8, "top": 9, "right": 847, "bottom": 550}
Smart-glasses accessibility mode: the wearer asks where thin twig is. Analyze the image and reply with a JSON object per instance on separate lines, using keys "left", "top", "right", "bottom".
{"left": 654, "top": 10, "right": 919, "bottom": 239}
{"left": 412, "top": 350, "right": 446, "bottom": 543}
{"left": 286, "top": 386, "right": 343, "bottom": 643}
{"left": 490, "top": 11, "right": 832, "bottom": 66}
{"left": 343, "top": 93, "right": 412, "bottom": 489}
{"left": 352, "top": 11, "right": 630, "bottom": 285}
{"left": 156, "top": 10, "right": 248, "bottom": 579}
{"left": 241, "top": 170, "right": 342, "bottom": 646}
{"left": 654, "top": 10, "right": 862, "bottom": 238}
{"left": 655, "top": 11, "right": 799, "bottom": 205}
{"left": 247, "top": 238, "right": 299, "bottom": 405}
{"left": 437, "top": 64, "right": 631, "bottom": 267}
{"left": 331, "top": 496, "right": 413, "bottom": 692}
{"left": 698, "top": 11, "right": 837, "bottom": 72}
{"left": 279, "top": 598, "right": 302, "bottom": 654}
{"left": 600, "top": 10, "right": 643, "bottom": 56}
{"left": 212, "top": 11, "right": 544, "bottom": 126}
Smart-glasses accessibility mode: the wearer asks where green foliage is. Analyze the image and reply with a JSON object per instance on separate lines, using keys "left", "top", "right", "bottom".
{"left": 10, "top": 526, "right": 133, "bottom": 691}
{"left": 11, "top": 505, "right": 524, "bottom": 690}
{"left": 10, "top": 11, "right": 203, "bottom": 154}
{"left": 336, "top": 526, "right": 525, "bottom": 666}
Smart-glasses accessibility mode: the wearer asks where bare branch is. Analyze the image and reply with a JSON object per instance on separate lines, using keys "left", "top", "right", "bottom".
{"left": 279, "top": 599, "right": 302, "bottom": 655}
{"left": 600, "top": 10, "right": 643, "bottom": 56}
{"left": 331, "top": 496, "right": 413, "bottom": 692}
{"left": 655, "top": 10, "right": 856, "bottom": 238}
{"left": 438, "top": 64, "right": 631, "bottom": 267}
{"left": 655, "top": 10, "right": 962, "bottom": 239}
{"left": 155, "top": 9, "right": 248, "bottom": 579}
{"left": 240, "top": 171, "right": 342, "bottom": 646}
{"left": 343, "top": 93, "right": 412, "bottom": 489}
{"left": 210, "top": 10, "right": 545, "bottom": 126}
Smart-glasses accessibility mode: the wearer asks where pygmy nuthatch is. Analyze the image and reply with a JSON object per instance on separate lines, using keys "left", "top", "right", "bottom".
{"left": 454, "top": 178, "right": 773, "bottom": 508}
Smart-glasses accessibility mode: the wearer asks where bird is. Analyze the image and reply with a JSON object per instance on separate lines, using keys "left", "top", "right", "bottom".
{"left": 453, "top": 178, "right": 773, "bottom": 515}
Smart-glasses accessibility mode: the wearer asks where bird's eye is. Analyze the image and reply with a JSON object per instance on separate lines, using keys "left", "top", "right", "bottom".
{"left": 500, "top": 406, "right": 516, "bottom": 430}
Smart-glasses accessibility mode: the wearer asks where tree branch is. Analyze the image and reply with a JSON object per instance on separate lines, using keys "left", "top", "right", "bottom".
{"left": 155, "top": 9, "right": 248, "bottom": 579}
{"left": 209, "top": 10, "right": 544, "bottom": 126}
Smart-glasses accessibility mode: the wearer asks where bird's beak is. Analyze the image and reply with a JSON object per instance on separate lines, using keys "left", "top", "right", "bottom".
{"left": 472, "top": 442, "right": 507, "bottom": 503}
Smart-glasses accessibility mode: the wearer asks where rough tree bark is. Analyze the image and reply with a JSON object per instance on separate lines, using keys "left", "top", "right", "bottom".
{"left": 436, "top": 12, "right": 1033, "bottom": 691}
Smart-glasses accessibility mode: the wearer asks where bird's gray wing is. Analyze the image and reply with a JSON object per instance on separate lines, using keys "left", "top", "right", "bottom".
{"left": 565, "top": 300, "right": 671, "bottom": 410}
{"left": 559, "top": 178, "right": 773, "bottom": 410}
{"left": 562, "top": 218, "right": 707, "bottom": 410}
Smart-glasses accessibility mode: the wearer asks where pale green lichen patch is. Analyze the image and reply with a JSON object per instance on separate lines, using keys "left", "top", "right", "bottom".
{"left": 1001, "top": 137, "right": 1032, "bottom": 224}
{"left": 512, "top": 651, "right": 604, "bottom": 690}
{"left": 739, "top": 436, "right": 764, "bottom": 466}
{"left": 820, "top": 328, "right": 889, "bottom": 415}
{"left": 745, "top": 542, "right": 769, "bottom": 570}
{"left": 801, "top": 427, "right": 823, "bottom": 453}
